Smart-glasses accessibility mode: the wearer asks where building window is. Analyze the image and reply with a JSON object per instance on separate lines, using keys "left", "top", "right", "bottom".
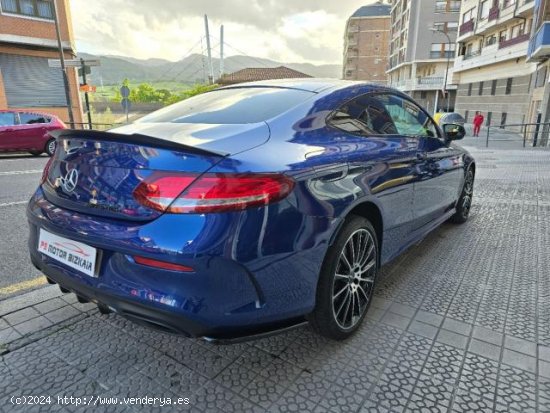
{"left": 503, "top": 0, "right": 516, "bottom": 8}
{"left": 491, "top": 80, "right": 497, "bottom": 95}
{"left": 0, "top": 0, "right": 54, "bottom": 19}
{"left": 480, "top": 0, "right": 490, "bottom": 19}
{"left": 486, "top": 35, "right": 497, "bottom": 46}
{"left": 463, "top": 8, "right": 475, "bottom": 23}
{"left": 435, "top": 0, "right": 447, "bottom": 13}
{"left": 420, "top": 91, "right": 427, "bottom": 99}
{"left": 479, "top": 81, "right": 484, "bottom": 96}
{"left": 447, "top": 22, "right": 459, "bottom": 31}
{"left": 467, "top": 83, "right": 473, "bottom": 96}
{"left": 505, "top": 78, "right": 513, "bottom": 94}
{"left": 449, "top": 1, "right": 461, "bottom": 12}
{"left": 499, "top": 30, "right": 507, "bottom": 42}
{"left": 535, "top": 66, "right": 548, "bottom": 88}
{"left": 486, "top": 111, "right": 492, "bottom": 126}
{"left": 500, "top": 112, "right": 507, "bottom": 128}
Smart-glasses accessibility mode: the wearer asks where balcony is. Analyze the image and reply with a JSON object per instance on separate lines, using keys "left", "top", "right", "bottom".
{"left": 528, "top": 22, "right": 550, "bottom": 62}
{"left": 459, "top": 19, "right": 474, "bottom": 36}
{"left": 488, "top": 6, "right": 499, "bottom": 21}
{"left": 453, "top": 38, "right": 527, "bottom": 73}
{"left": 498, "top": 33, "right": 530, "bottom": 49}
{"left": 463, "top": 49, "right": 482, "bottom": 60}
{"left": 391, "top": 76, "right": 457, "bottom": 92}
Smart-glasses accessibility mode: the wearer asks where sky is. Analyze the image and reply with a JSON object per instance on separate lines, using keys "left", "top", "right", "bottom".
{"left": 70, "top": 0, "right": 379, "bottom": 65}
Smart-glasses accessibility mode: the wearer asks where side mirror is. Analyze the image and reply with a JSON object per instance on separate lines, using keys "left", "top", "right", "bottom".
{"left": 442, "top": 123, "right": 466, "bottom": 141}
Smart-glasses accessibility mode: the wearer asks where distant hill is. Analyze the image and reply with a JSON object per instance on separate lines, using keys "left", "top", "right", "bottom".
{"left": 79, "top": 52, "right": 342, "bottom": 85}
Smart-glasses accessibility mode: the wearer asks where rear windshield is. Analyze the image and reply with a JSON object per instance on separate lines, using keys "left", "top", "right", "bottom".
{"left": 137, "top": 87, "right": 315, "bottom": 125}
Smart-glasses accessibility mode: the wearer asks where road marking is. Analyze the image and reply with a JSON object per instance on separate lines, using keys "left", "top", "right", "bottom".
{"left": 0, "top": 170, "right": 42, "bottom": 176}
{"left": 0, "top": 201, "right": 27, "bottom": 207}
{"left": 0, "top": 277, "right": 47, "bottom": 296}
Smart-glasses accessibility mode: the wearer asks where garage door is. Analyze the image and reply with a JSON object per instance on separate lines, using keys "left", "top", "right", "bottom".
{"left": 0, "top": 53, "right": 67, "bottom": 107}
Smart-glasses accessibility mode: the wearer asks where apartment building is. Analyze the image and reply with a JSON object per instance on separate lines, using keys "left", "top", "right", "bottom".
{"left": 343, "top": 2, "right": 391, "bottom": 83}
{"left": 453, "top": 0, "right": 536, "bottom": 127}
{"left": 527, "top": 0, "right": 550, "bottom": 145}
{"left": 388, "top": 0, "right": 461, "bottom": 113}
{"left": 0, "top": 0, "right": 83, "bottom": 124}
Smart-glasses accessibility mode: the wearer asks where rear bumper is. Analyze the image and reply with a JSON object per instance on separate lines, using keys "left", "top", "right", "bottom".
{"left": 27, "top": 188, "right": 332, "bottom": 340}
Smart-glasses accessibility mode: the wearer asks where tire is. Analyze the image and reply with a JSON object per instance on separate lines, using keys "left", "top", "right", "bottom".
{"left": 450, "top": 167, "right": 474, "bottom": 224}
{"left": 45, "top": 139, "right": 56, "bottom": 157}
{"left": 308, "top": 215, "right": 379, "bottom": 340}
{"left": 29, "top": 150, "right": 43, "bottom": 156}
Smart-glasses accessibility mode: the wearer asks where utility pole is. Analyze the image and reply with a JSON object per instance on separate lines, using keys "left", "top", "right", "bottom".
{"left": 430, "top": 27, "right": 452, "bottom": 113}
{"left": 80, "top": 58, "right": 93, "bottom": 130}
{"left": 220, "top": 25, "right": 225, "bottom": 80}
{"left": 204, "top": 15, "right": 214, "bottom": 84}
{"left": 52, "top": 0, "right": 75, "bottom": 128}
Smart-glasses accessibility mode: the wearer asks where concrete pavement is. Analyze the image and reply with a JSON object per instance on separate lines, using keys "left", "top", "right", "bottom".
{"left": 0, "top": 143, "right": 549, "bottom": 412}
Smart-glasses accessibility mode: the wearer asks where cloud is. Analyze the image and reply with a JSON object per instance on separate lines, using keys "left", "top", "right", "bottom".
{"left": 71, "top": 0, "right": 376, "bottom": 64}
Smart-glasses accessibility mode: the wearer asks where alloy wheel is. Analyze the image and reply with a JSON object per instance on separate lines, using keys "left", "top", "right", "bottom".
{"left": 461, "top": 170, "right": 474, "bottom": 219}
{"left": 332, "top": 228, "right": 376, "bottom": 330}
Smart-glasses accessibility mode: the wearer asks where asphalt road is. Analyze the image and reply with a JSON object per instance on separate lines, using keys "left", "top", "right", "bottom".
{"left": 0, "top": 154, "right": 49, "bottom": 297}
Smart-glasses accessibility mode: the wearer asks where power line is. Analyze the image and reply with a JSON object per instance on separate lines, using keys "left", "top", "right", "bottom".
{"left": 153, "top": 38, "right": 203, "bottom": 82}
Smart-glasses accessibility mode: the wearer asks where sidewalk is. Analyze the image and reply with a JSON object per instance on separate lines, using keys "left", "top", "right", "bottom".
{"left": 1, "top": 145, "right": 550, "bottom": 412}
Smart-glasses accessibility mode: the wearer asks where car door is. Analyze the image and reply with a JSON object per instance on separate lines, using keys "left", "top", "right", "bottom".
{"left": 0, "top": 111, "right": 18, "bottom": 150}
{"left": 16, "top": 112, "right": 51, "bottom": 150}
{"left": 390, "top": 103, "right": 463, "bottom": 229}
{"left": 325, "top": 92, "right": 419, "bottom": 262}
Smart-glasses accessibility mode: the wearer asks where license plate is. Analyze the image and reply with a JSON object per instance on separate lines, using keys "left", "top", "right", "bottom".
{"left": 38, "top": 229, "right": 97, "bottom": 277}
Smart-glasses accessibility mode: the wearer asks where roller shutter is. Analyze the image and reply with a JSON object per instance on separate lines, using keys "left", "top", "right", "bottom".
{"left": 0, "top": 53, "right": 67, "bottom": 107}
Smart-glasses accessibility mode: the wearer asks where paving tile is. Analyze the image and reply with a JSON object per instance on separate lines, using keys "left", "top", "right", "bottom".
{"left": 388, "top": 303, "right": 416, "bottom": 318}
{"left": 0, "top": 318, "right": 8, "bottom": 331}
{"left": 3, "top": 307, "right": 40, "bottom": 326}
{"left": 539, "top": 360, "right": 550, "bottom": 379}
{"left": 44, "top": 305, "right": 81, "bottom": 324}
{"left": 502, "top": 349, "right": 537, "bottom": 374}
{"left": 540, "top": 345, "right": 550, "bottom": 362}
{"left": 12, "top": 316, "right": 53, "bottom": 336}
{"left": 414, "top": 310, "right": 443, "bottom": 327}
{"left": 33, "top": 298, "right": 68, "bottom": 315}
{"left": 0, "top": 327, "right": 22, "bottom": 345}
{"left": 408, "top": 320, "right": 438, "bottom": 340}
{"left": 371, "top": 297, "right": 392, "bottom": 311}
{"left": 442, "top": 318, "right": 472, "bottom": 336}
{"left": 472, "top": 325, "right": 503, "bottom": 346}
{"left": 381, "top": 311, "right": 411, "bottom": 330}
{"left": 469, "top": 339, "right": 502, "bottom": 362}
{"left": 436, "top": 329, "right": 468, "bottom": 350}
{"left": 504, "top": 336, "right": 537, "bottom": 357}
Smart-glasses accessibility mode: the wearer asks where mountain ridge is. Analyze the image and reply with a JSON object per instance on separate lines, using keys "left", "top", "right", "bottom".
{"left": 79, "top": 52, "right": 342, "bottom": 85}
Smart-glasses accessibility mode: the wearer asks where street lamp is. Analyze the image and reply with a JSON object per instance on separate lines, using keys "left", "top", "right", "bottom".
{"left": 429, "top": 27, "right": 452, "bottom": 112}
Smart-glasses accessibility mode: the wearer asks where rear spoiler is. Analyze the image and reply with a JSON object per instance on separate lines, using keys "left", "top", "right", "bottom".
{"left": 49, "top": 129, "right": 229, "bottom": 157}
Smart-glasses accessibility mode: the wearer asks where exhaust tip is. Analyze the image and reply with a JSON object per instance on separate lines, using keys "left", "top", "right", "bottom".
{"left": 97, "top": 303, "right": 112, "bottom": 314}
{"left": 77, "top": 295, "right": 90, "bottom": 304}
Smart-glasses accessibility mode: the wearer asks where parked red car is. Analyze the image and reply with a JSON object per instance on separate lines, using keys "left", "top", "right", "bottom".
{"left": 0, "top": 110, "right": 66, "bottom": 156}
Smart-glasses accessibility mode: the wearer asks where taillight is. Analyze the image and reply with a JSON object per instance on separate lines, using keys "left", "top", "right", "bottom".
{"left": 41, "top": 157, "right": 54, "bottom": 185}
{"left": 133, "top": 172, "right": 295, "bottom": 214}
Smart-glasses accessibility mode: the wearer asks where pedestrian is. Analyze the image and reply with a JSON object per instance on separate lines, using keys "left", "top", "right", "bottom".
{"left": 473, "top": 111, "right": 484, "bottom": 137}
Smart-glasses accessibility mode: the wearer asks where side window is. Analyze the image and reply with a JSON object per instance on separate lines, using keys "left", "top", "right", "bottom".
{"left": 19, "top": 113, "right": 50, "bottom": 124}
{"left": 377, "top": 94, "right": 438, "bottom": 137}
{"left": 0, "top": 112, "right": 16, "bottom": 127}
{"left": 328, "top": 94, "right": 399, "bottom": 135}
{"left": 329, "top": 93, "right": 438, "bottom": 138}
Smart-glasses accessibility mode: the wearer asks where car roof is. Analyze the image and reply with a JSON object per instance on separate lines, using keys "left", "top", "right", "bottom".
{"left": 217, "top": 78, "right": 373, "bottom": 93}
{"left": 0, "top": 109, "right": 56, "bottom": 117}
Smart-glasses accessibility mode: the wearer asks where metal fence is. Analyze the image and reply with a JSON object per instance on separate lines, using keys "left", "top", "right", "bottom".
{"left": 485, "top": 122, "right": 550, "bottom": 148}
{"left": 70, "top": 122, "right": 123, "bottom": 131}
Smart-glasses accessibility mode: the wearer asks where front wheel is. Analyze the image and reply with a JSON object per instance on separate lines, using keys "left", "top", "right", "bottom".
{"left": 450, "top": 168, "right": 474, "bottom": 224}
{"left": 45, "top": 139, "right": 56, "bottom": 157}
{"left": 308, "top": 215, "right": 379, "bottom": 340}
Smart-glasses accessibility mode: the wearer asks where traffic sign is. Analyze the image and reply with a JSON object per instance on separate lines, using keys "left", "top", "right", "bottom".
{"left": 121, "top": 98, "right": 131, "bottom": 112}
{"left": 120, "top": 86, "right": 130, "bottom": 98}
{"left": 79, "top": 84, "right": 97, "bottom": 93}
{"left": 48, "top": 59, "right": 101, "bottom": 68}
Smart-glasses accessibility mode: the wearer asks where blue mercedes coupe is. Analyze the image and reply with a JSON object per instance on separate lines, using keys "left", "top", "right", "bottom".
{"left": 27, "top": 79, "right": 474, "bottom": 341}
